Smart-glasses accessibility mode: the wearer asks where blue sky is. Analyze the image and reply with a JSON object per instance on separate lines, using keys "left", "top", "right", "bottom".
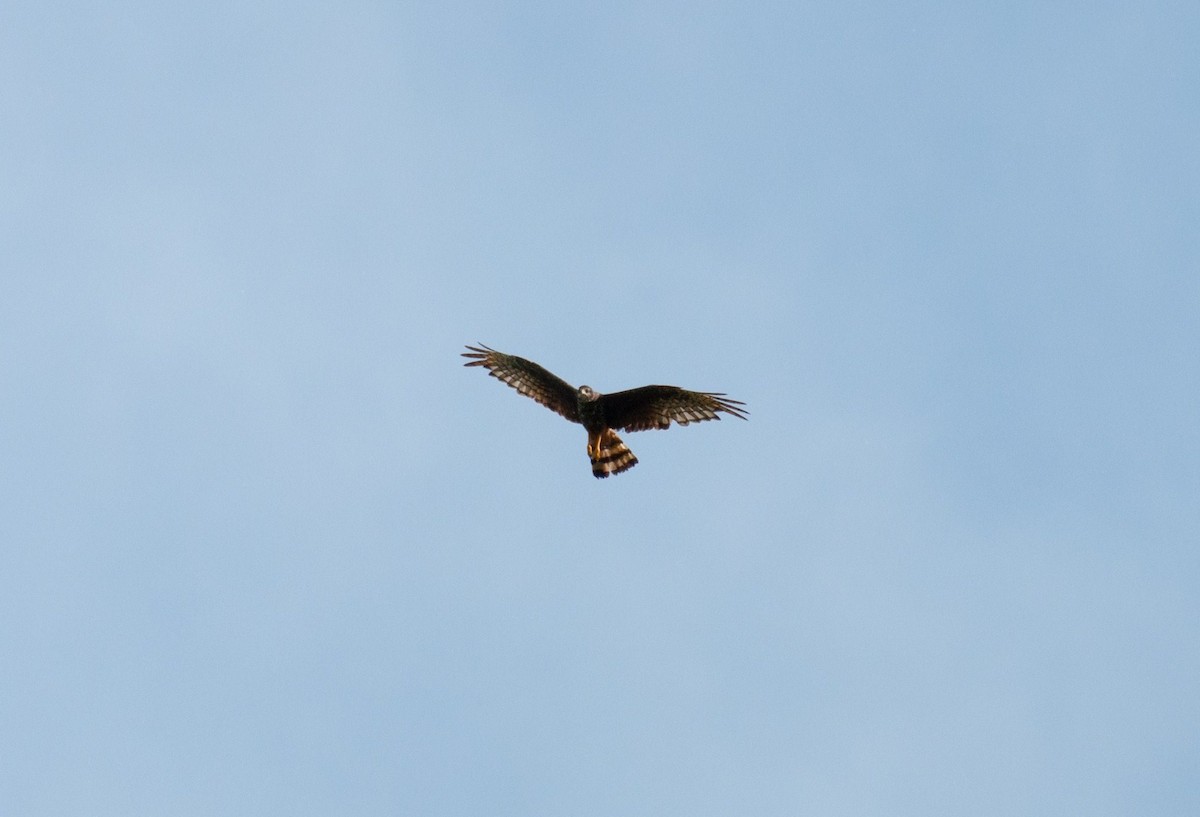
{"left": 3, "top": 2, "right": 1198, "bottom": 815}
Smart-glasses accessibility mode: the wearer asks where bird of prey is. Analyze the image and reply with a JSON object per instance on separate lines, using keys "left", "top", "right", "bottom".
{"left": 462, "top": 344, "right": 748, "bottom": 478}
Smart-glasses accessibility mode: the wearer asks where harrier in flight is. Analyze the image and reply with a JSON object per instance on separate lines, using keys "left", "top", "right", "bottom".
{"left": 463, "top": 344, "right": 747, "bottom": 478}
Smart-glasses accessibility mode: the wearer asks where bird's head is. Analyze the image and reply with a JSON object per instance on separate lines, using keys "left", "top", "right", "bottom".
{"left": 577, "top": 385, "right": 599, "bottom": 402}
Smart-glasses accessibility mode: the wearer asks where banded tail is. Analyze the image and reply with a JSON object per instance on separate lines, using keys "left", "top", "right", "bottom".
{"left": 589, "top": 428, "right": 638, "bottom": 479}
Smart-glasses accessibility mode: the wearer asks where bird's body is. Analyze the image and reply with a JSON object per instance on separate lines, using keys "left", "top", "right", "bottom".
{"left": 575, "top": 386, "right": 639, "bottom": 476}
{"left": 462, "top": 344, "right": 747, "bottom": 478}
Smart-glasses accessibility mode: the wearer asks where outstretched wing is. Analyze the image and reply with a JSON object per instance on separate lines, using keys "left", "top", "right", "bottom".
{"left": 600, "top": 386, "right": 748, "bottom": 432}
{"left": 462, "top": 344, "right": 580, "bottom": 423}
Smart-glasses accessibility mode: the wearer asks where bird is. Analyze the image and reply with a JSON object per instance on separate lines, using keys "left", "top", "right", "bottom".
{"left": 462, "top": 344, "right": 748, "bottom": 478}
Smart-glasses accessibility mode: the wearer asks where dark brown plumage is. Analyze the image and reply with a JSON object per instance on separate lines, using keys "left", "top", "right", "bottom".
{"left": 462, "top": 344, "right": 747, "bottom": 478}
